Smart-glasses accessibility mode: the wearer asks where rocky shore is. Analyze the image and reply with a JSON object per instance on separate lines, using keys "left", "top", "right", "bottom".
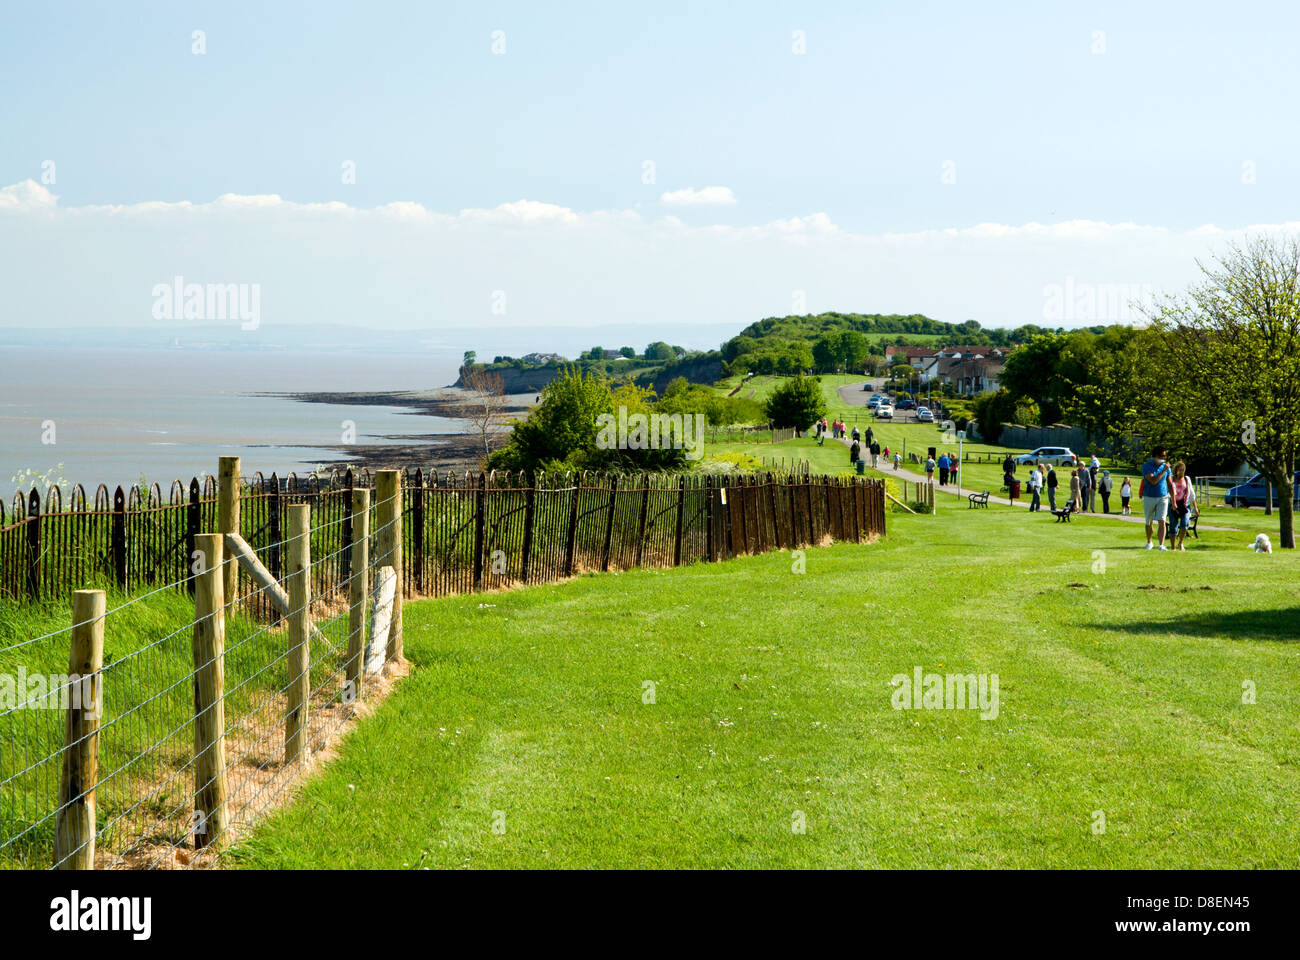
{"left": 265, "top": 388, "right": 537, "bottom": 473}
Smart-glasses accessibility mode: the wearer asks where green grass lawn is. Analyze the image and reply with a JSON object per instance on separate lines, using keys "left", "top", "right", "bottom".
{"left": 230, "top": 508, "right": 1300, "bottom": 869}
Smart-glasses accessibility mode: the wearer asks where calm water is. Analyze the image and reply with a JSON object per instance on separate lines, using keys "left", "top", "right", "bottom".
{"left": 0, "top": 346, "right": 465, "bottom": 490}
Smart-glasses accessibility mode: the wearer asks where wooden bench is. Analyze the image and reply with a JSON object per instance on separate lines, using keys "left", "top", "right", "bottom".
{"left": 1051, "top": 503, "right": 1075, "bottom": 523}
{"left": 967, "top": 490, "right": 990, "bottom": 509}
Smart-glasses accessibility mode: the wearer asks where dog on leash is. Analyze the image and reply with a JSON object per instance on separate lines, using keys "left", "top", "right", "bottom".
{"left": 1251, "top": 533, "right": 1273, "bottom": 553}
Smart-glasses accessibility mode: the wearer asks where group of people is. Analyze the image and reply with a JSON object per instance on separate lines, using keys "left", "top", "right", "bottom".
{"left": 819, "top": 418, "right": 853, "bottom": 440}
{"left": 1010, "top": 448, "right": 1197, "bottom": 550}
{"left": 922, "top": 452, "right": 961, "bottom": 486}
{"left": 849, "top": 434, "right": 884, "bottom": 469}
{"left": 1137, "top": 447, "right": 1198, "bottom": 550}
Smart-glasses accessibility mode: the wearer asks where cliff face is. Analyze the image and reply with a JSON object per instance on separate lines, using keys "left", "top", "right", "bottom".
{"left": 452, "top": 365, "right": 563, "bottom": 394}
{"left": 644, "top": 356, "right": 723, "bottom": 396}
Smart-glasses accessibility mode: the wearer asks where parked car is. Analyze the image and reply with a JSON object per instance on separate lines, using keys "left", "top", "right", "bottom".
{"left": 861, "top": 383, "right": 873, "bottom": 391}
{"left": 896, "top": 398, "right": 916, "bottom": 410}
{"left": 1224, "top": 471, "right": 1300, "bottom": 508}
{"left": 1012, "top": 446, "right": 1078, "bottom": 467}
{"left": 876, "top": 404, "right": 894, "bottom": 419}
{"left": 916, "top": 407, "right": 934, "bottom": 423}
{"left": 867, "top": 394, "right": 884, "bottom": 408}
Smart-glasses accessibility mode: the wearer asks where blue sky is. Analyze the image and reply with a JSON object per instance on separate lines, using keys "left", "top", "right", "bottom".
{"left": 2, "top": 0, "right": 1299, "bottom": 334}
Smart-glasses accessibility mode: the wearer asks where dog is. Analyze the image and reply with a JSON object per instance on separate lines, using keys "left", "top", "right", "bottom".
{"left": 1251, "top": 533, "right": 1273, "bottom": 554}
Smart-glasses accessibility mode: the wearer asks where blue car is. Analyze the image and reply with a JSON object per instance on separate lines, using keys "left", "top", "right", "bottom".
{"left": 1224, "top": 471, "right": 1300, "bottom": 508}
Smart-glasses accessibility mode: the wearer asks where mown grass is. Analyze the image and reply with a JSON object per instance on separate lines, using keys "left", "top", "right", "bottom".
{"left": 230, "top": 508, "right": 1300, "bottom": 869}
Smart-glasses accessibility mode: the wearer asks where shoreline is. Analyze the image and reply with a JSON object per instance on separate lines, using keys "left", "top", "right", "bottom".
{"left": 267, "top": 387, "right": 538, "bottom": 473}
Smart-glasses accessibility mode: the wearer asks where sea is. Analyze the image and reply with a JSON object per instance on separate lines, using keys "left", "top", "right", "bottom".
{"left": 0, "top": 346, "right": 466, "bottom": 490}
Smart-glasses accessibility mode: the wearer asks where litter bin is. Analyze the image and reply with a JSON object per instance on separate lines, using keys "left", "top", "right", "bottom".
{"left": 855, "top": 460, "right": 866, "bottom": 475}
{"left": 1009, "top": 480, "right": 1021, "bottom": 500}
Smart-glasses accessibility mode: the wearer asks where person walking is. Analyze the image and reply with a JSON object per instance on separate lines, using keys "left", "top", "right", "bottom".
{"left": 1141, "top": 446, "right": 1173, "bottom": 550}
{"left": 1028, "top": 464, "right": 1042, "bottom": 512}
{"left": 1069, "top": 469, "right": 1081, "bottom": 512}
{"left": 1046, "top": 464, "right": 1058, "bottom": 511}
{"left": 851, "top": 425, "right": 860, "bottom": 442}
{"left": 1089, "top": 455, "right": 1100, "bottom": 499}
{"left": 1098, "top": 469, "right": 1113, "bottom": 514}
{"left": 1120, "top": 476, "right": 1132, "bottom": 515}
{"left": 865, "top": 426, "right": 874, "bottom": 447}
{"left": 1169, "top": 461, "right": 1197, "bottom": 551}
{"left": 850, "top": 438, "right": 861, "bottom": 464}
{"left": 925, "top": 455, "right": 936, "bottom": 482}
{"left": 870, "top": 439, "right": 881, "bottom": 469}
{"left": 893, "top": 451, "right": 902, "bottom": 470}
{"left": 1077, "top": 463, "right": 1093, "bottom": 512}
{"left": 937, "top": 452, "right": 951, "bottom": 486}
{"left": 1002, "top": 453, "right": 1015, "bottom": 479}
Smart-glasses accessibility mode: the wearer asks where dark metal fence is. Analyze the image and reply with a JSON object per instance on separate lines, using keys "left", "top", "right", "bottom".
{"left": 1, "top": 469, "right": 886, "bottom": 608}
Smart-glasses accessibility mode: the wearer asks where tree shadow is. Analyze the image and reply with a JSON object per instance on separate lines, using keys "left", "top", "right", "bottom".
{"left": 1094, "top": 606, "right": 1300, "bottom": 642}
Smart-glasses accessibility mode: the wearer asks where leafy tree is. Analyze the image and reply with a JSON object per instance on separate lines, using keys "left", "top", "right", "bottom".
{"left": 1144, "top": 236, "right": 1300, "bottom": 547}
{"left": 1000, "top": 333, "right": 1069, "bottom": 422}
{"left": 764, "top": 375, "right": 827, "bottom": 430}
{"left": 618, "top": 346, "right": 636, "bottom": 358}
{"left": 812, "top": 335, "right": 840, "bottom": 373}
{"left": 645, "top": 341, "right": 675, "bottom": 362}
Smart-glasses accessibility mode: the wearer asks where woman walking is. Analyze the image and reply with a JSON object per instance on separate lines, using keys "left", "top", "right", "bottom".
{"left": 1069, "top": 469, "right": 1081, "bottom": 512}
{"left": 1169, "top": 461, "right": 1197, "bottom": 550}
{"left": 1120, "top": 476, "right": 1132, "bottom": 515}
{"left": 1098, "top": 469, "right": 1113, "bottom": 513}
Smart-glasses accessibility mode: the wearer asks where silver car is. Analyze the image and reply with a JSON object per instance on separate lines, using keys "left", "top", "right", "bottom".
{"left": 1013, "top": 446, "right": 1077, "bottom": 467}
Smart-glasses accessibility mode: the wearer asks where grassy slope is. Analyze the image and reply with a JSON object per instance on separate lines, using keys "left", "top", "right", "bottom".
{"left": 231, "top": 509, "right": 1300, "bottom": 869}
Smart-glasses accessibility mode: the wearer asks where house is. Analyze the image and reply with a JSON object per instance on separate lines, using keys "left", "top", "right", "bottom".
{"left": 918, "top": 347, "right": 1009, "bottom": 394}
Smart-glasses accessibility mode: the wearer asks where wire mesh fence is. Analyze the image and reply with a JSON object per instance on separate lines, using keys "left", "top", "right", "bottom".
{"left": 1, "top": 465, "right": 884, "bottom": 870}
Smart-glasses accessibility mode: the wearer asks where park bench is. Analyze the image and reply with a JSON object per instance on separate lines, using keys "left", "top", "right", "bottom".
{"left": 968, "top": 490, "right": 990, "bottom": 509}
{"left": 1051, "top": 503, "right": 1075, "bottom": 523}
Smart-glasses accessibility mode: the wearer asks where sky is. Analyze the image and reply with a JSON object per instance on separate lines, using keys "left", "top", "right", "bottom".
{"left": 2, "top": 0, "right": 1299, "bottom": 338}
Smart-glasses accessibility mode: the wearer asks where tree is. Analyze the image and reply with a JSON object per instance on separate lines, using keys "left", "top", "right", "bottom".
{"left": 1000, "top": 334, "right": 1068, "bottom": 422}
{"left": 1145, "top": 235, "right": 1300, "bottom": 547}
{"left": 812, "top": 335, "right": 839, "bottom": 373}
{"left": 645, "top": 341, "right": 675, "bottom": 362}
{"left": 463, "top": 350, "right": 477, "bottom": 368}
{"left": 456, "top": 365, "right": 510, "bottom": 465}
{"left": 619, "top": 346, "right": 636, "bottom": 358}
{"left": 764, "top": 375, "right": 826, "bottom": 431}
{"left": 589, "top": 346, "right": 605, "bottom": 360}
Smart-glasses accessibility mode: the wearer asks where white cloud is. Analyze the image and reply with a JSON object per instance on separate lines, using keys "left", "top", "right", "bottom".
{"left": 2, "top": 182, "right": 1296, "bottom": 333}
{"left": 659, "top": 186, "right": 737, "bottom": 206}
{"left": 0, "top": 179, "right": 58, "bottom": 211}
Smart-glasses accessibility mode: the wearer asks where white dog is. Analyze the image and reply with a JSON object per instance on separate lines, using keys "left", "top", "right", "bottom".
{"left": 1252, "top": 533, "right": 1272, "bottom": 553}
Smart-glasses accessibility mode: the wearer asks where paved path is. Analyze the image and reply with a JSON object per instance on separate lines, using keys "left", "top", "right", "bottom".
{"left": 831, "top": 434, "right": 1242, "bottom": 532}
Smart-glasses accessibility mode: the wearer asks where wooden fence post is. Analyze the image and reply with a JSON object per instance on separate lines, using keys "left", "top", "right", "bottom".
{"left": 601, "top": 475, "right": 618, "bottom": 571}
{"left": 347, "top": 488, "right": 370, "bottom": 699}
{"left": 373, "top": 470, "right": 403, "bottom": 663}
{"left": 635, "top": 480, "right": 651, "bottom": 567}
{"left": 673, "top": 474, "right": 687, "bottom": 566}
{"left": 54, "top": 589, "right": 105, "bottom": 869}
{"left": 564, "top": 475, "right": 580, "bottom": 576}
{"left": 25, "top": 488, "right": 40, "bottom": 601}
{"left": 768, "top": 475, "right": 780, "bottom": 550}
{"left": 285, "top": 504, "right": 311, "bottom": 764}
{"left": 521, "top": 479, "right": 536, "bottom": 584}
{"left": 218, "top": 457, "right": 241, "bottom": 608}
{"left": 191, "top": 533, "right": 229, "bottom": 848}
{"left": 473, "top": 472, "right": 486, "bottom": 589}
